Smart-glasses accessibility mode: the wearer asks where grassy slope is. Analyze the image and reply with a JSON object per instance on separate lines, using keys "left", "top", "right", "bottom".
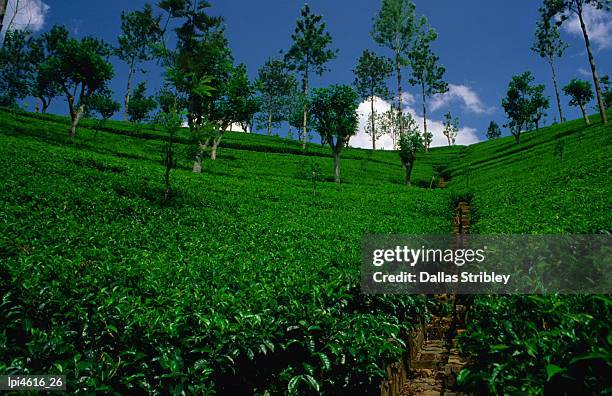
{"left": 0, "top": 108, "right": 610, "bottom": 394}
{"left": 442, "top": 111, "right": 612, "bottom": 395}
{"left": 0, "top": 109, "right": 451, "bottom": 394}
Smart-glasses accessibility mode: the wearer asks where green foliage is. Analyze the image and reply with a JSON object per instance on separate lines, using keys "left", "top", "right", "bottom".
{"left": 353, "top": 49, "right": 393, "bottom": 149}
{"left": 0, "top": 30, "right": 33, "bottom": 106}
{"left": 457, "top": 295, "right": 612, "bottom": 395}
{"left": 372, "top": 0, "right": 418, "bottom": 66}
{"left": 353, "top": 49, "right": 393, "bottom": 103}
{"left": 27, "top": 26, "right": 68, "bottom": 113}
{"left": 397, "top": 127, "right": 424, "bottom": 185}
{"left": 442, "top": 112, "right": 459, "bottom": 146}
{"left": 408, "top": 19, "right": 448, "bottom": 146}
{"left": 40, "top": 30, "right": 114, "bottom": 135}
{"left": 116, "top": 4, "right": 160, "bottom": 72}
{"left": 309, "top": 85, "right": 359, "bottom": 160}
{"left": 486, "top": 121, "right": 502, "bottom": 139}
{"left": 0, "top": 108, "right": 447, "bottom": 394}
{"left": 563, "top": 78, "right": 594, "bottom": 111}
{"left": 531, "top": 7, "right": 567, "bottom": 62}
{"left": 501, "top": 72, "right": 546, "bottom": 143}
{"left": 284, "top": 4, "right": 337, "bottom": 78}
{"left": 255, "top": 58, "right": 297, "bottom": 135}
{"left": 88, "top": 90, "right": 121, "bottom": 123}
{"left": 127, "top": 82, "right": 157, "bottom": 124}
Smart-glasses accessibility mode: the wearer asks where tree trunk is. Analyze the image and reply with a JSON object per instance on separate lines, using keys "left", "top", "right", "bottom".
{"left": 332, "top": 150, "right": 340, "bottom": 183}
{"left": 549, "top": 59, "right": 564, "bottom": 123}
{"left": 405, "top": 162, "right": 413, "bottom": 186}
{"left": 124, "top": 65, "right": 134, "bottom": 121}
{"left": 69, "top": 104, "right": 85, "bottom": 137}
{"left": 513, "top": 125, "right": 522, "bottom": 144}
{"left": 192, "top": 138, "right": 210, "bottom": 173}
{"left": 0, "top": 0, "right": 7, "bottom": 36}
{"left": 302, "top": 74, "right": 309, "bottom": 149}
{"left": 35, "top": 98, "right": 40, "bottom": 113}
{"left": 371, "top": 95, "right": 376, "bottom": 150}
{"left": 577, "top": 5, "right": 607, "bottom": 124}
{"left": 396, "top": 54, "right": 403, "bottom": 135}
{"left": 210, "top": 134, "right": 223, "bottom": 160}
{"left": 421, "top": 80, "right": 428, "bottom": 152}
{"left": 579, "top": 103, "right": 590, "bottom": 125}
{"left": 267, "top": 97, "right": 273, "bottom": 136}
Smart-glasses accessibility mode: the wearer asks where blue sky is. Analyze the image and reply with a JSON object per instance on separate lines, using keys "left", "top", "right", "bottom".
{"left": 5, "top": 0, "right": 612, "bottom": 147}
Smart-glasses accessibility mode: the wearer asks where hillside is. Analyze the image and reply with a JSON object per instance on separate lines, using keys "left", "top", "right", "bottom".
{"left": 0, "top": 108, "right": 610, "bottom": 394}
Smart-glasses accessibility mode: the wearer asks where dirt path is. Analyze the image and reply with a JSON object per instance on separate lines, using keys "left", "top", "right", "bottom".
{"left": 381, "top": 202, "right": 470, "bottom": 396}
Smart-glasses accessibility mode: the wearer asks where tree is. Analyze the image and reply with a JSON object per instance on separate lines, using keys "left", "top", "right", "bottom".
{"left": 255, "top": 58, "right": 296, "bottom": 136}
{"left": 156, "top": 0, "right": 230, "bottom": 172}
{"left": 88, "top": 89, "right": 120, "bottom": 138}
{"left": 408, "top": 20, "right": 448, "bottom": 152}
{"left": 127, "top": 81, "right": 157, "bottom": 125}
{"left": 207, "top": 63, "right": 258, "bottom": 160}
{"left": 529, "top": 85, "right": 550, "bottom": 131}
{"left": 116, "top": 4, "right": 161, "bottom": 120}
{"left": 372, "top": 0, "right": 420, "bottom": 135}
{"left": 378, "top": 107, "right": 415, "bottom": 149}
{"left": 398, "top": 128, "right": 424, "bottom": 185}
{"left": 486, "top": 121, "right": 502, "bottom": 139}
{"left": 502, "top": 72, "right": 544, "bottom": 144}
{"left": 287, "top": 88, "right": 309, "bottom": 140}
{"left": 309, "top": 85, "right": 359, "bottom": 183}
{"left": 41, "top": 33, "right": 114, "bottom": 136}
{"left": 0, "top": 29, "right": 31, "bottom": 107}
{"left": 532, "top": 8, "right": 568, "bottom": 123}
{"left": 542, "top": 0, "right": 610, "bottom": 124}
{"left": 353, "top": 49, "right": 392, "bottom": 150}
{"left": 284, "top": 4, "right": 337, "bottom": 149}
{"left": 563, "top": 78, "right": 594, "bottom": 125}
{"left": 27, "top": 25, "right": 68, "bottom": 113}
{"left": 442, "top": 111, "right": 459, "bottom": 146}
{"left": 159, "top": 105, "right": 183, "bottom": 202}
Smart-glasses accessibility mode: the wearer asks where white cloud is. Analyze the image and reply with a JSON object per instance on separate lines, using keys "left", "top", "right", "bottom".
{"left": 350, "top": 95, "right": 481, "bottom": 150}
{"left": 2, "top": 0, "right": 50, "bottom": 33}
{"left": 578, "top": 67, "right": 592, "bottom": 77}
{"left": 562, "top": 4, "right": 612, "bottom": 50}
{"left": 430, "top": 84, "right": 493, "bottom": 114}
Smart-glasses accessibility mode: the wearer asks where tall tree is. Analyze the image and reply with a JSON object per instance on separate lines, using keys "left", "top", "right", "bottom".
{"left": 542, "top": 0, "right": 609, "bottom": 124}
{"left": 372, "top": 0, "right": 420, "bottom": 135}
{"left": 502, "top": 72, "right": 544, "bottom": 144}
{"left": 532, "top": 7, "right": 568, "bottom": 124}
{"left": 116, "top": 5, "right": 161, "bottom": 120}
{"left": 563, "top": 78, "right": 594, "bottom": 125}
{"left": 28, "top": 25, "right": 68, "bottom": 113}
{"left": 156, "top": 0, "right": 230, "bottom": 172}
{"left": 284, "top": 4, "right": 337, "bottom": 149}
{"left": 408, "top": 20, "right": 448, "bottom": 152}
{"left": 486, "top": 120, "right": 502, "bottom": 139}
{"left": 442, "top": 111, "right": 459, "bottom": 146}
{"left": 309, "top": 85, "right": 359, "bottom": 183}
{"left": 0, "top": 29, "right": 32, "bottom": 106}
{"left": 41, "top": 33, "right": 114, "bottom": 136}
{"left": 353, "top": 49, "right": 392, "bottom": 150}
{"left": 255, "top": 58, "right": 296, "bottom": 136}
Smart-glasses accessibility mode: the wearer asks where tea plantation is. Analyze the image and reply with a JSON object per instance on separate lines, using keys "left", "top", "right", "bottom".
{"left": 0, "top": 108, "right": 610, "bottom": 394}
